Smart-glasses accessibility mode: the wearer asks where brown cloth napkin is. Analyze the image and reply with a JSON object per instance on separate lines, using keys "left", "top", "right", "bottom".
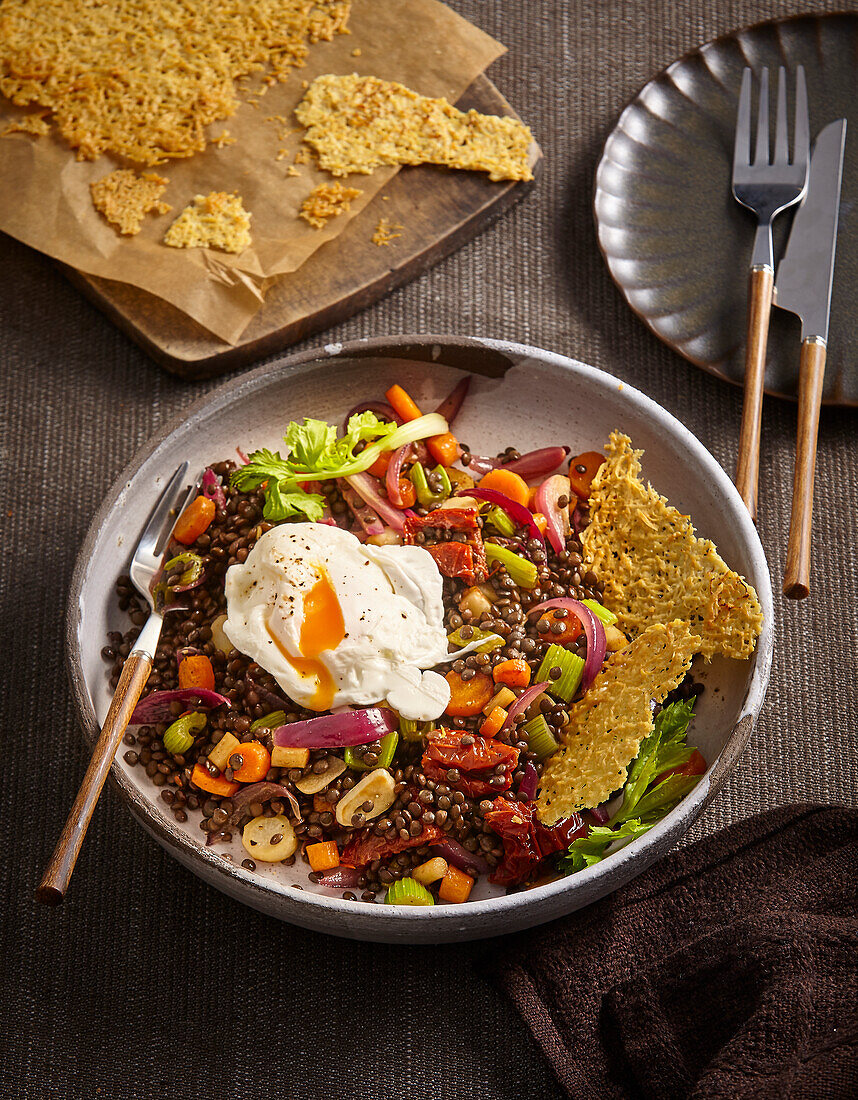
{"left": 488, "top": 804, "right": 858, "bottom": 1100}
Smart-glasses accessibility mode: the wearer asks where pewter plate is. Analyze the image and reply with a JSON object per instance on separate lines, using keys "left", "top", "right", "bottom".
{"left": 66, "top": 336, "right": 773, "bottom": 943}
{"left": 595, "top": 13, "right": 858, "bottom": 405}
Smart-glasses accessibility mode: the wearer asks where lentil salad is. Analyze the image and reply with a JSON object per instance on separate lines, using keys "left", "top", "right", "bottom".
{"left": 105, "top": 377, "right": 710, "bottom": 907}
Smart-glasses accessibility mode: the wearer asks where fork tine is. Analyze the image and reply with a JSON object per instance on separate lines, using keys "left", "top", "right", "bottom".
{"left": 793, "top": 64, "right": 810, "bottom": 170}
{"left": 753, "top": 67, "right": 769, "bottom": 166}
{"left": 774, "top": 66, "right": 789, "bottom": 165}
{"left": 138, "top": 461, "right": 190, "bottom": 558}
{"left": 733, "top": 67, "right": 752, "bottom": 172}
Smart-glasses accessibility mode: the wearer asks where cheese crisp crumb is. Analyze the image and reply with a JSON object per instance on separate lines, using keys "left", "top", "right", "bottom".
{"left": 0, "top": 0, "right": 352, "bottom": 165}
{"left": 2, "top": 112, "right": 50, "bottom": 137}
{"left": 285, "top": 165, "right": 301, "bottom": 177}
{"left": 582, "top": 433, "right": 763, "bottom": 660}
{"left": 164, "top": 192, "right": 251, "bottom": 253}
{"left": 90, "top": 169, "right": 171, "bottom": 236}
{"left": 372, "top": 216, "right": 402, "bottom": 246}
{"left": 299, "top": 181, "right": 361, "bottom": 228}
{"left": 536, "top": 621, "right": 699, "bottom": 823}
{"left": 212, "top": 131, "right": 236, "bottom": 148}
{"left": 295, "top": 73, "right": 534, "bottom": 181}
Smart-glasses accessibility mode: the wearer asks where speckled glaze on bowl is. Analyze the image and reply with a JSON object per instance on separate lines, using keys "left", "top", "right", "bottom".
{"left": 67, "top": 336, "right": 773, "bottom": 943}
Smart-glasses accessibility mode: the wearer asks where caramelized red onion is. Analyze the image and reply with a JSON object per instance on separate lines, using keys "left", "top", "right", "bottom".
{"left": 272, "top": 707, "right": 397, "bottom": 749}
{"left": 464, "top": 446, "right": 570, "bottom": 480}
{"left": 344, "top": 472, "right": 407, "bottom": 532}
{"left": 500, "top": 681, "right": 551, "bottom": 733}
{"left": 385, "top": 444, "right": 413, "bottom": 508}
{"left": 431, "top": 837, "right": 490, "bottom": 876}
{"left": 534, "top": 474, "right": 573, "bottom": 554}
{"left": 461, "top": 487, "right": 544, "bottom": 544}
{"left": 434, "top": 376, "right": 471, "bottom": 423}
{"left": 201, "top": 467, "right": 227, "bottom": 510}
{"left": 527, "top": 598, "right": 607, "bottom": 690}
{"left": 129, "top": 688, "right": 230, "bottom": 725}
{"left": 226, "top": 782, "right": 302, "bottom": 825}
{"left": 318, "top": 866, "right": 363, "bottom": 889}
{"left": 518, "top": 761, "right": 539, "bottom": 802}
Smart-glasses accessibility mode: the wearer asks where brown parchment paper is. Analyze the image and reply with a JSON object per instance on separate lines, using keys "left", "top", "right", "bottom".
{"left": 0, "top": 0, "right": 505, "bottom": 344}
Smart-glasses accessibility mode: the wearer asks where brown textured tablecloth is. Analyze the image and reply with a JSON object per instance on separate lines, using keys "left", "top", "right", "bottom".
{"left": 2, "top": 2, "right": 856, "bottom": 1098}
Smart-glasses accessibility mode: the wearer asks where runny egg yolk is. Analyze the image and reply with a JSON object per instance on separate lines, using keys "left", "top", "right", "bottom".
{"left": 265, "top": 568, "right": 345, "bottom": 711}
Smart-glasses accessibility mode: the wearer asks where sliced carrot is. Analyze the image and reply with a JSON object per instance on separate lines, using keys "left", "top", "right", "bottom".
{"left": 527, "top": 485, "right": 539, "bottom": 509}
{"left": 492, "top": 658, "right": 532, "bottom": 689}
{"left": 173, "top": 495, "right": 216, "bottom": 546}
{"left": 367, "top": 451, "right": 392, "bottom": 478}
{"left": 444, "top": 670, "right": 495, "bottom": 717}
{"left": 385, "top": 384, "right": 461, "bottom": 467}
{"left": 538, "top": 609, "right": 582, "bottom": 646}
{"left": 568, "top": 451, "right": 605, "bottom": 501}
{"left": 191, "top": 762, "right": 240, "bottom": 797}
{"left": 231, "top": 741, "right": 271, "bottom": 784}
{"left": 385, "top": 384, "right": 423, "bottom": 423}
{"left": 313, "top": 793, "right": 332, "bottom": 814}
{"left": 477, "top": 468, "right": 530, "bottom": 507}
{"left": 427, "top": 432, "right": 461, "bottom": 468}
{"left": 397, "top": 478, "right": 417, "bottom": 508}
{"left": 306, "top": 841, "right": 340, "bottom": 872}
{"left": 438, "top": 865, "right": 474, "bottom": 903}
{"left": 178, "top": 654, "right": 215, "bottom": 692}
{"left": 532, "top": 512, "right": 548, "bottom": 536}
{"left": 479, "top": 705, "right": 507, "bottom": 739}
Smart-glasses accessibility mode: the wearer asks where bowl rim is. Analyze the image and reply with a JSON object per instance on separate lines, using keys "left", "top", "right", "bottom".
{"left": 66, "top": 333, "right": 774, "bottom": 931}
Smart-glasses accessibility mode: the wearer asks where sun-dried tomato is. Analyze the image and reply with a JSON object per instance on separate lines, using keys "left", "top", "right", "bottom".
{"left": 341, "top": 823, "right": 444, "bottom": 868}
{"left": 426, "top": 541, "right": 475, "bottom": 580}
{"left": 404, "top": 507, "right": 479, "bottom": 533}
{"left": 403, "top": 507, "right": 488, "bottom": 583}
{"left": 421, "top": 733, "right": 518, "bottom": 796}
{"left": 484, "top": 797, "right": 586, "bottom": 885}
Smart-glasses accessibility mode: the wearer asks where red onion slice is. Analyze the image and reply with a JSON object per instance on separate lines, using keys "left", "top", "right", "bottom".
{"left": 341, "top": 401, "right": 402, "bottom": 434}
{"left": 226, "top": 782, "right": 301, "bottom": 825}
{"left": 273, "top": 707, "right": 397, "bottom": 749}
{"left": 318, "top": 866, "right": 363, "bottom": 889}
{"left": 534, "top": 475, "right": 573, "bottom": 555}
{"left": 500, "top": 681, "right": 551, "bottom": 733}
{"left": 464, "top": 454, "right": 499, "bottom": 477}
{"left": 431, "top": 837, "right": 490, "bottom": 876}
{"left": 527, "top": 598, "right": 607, "bottom": 691}
{"left": 385, "top": 444, "right": 413, "bottom": 508}
{"left": 339, "top": 479, "right": 384, "bottom": 537}
{"left": 462, "top": 487, "right": 544, "bottom": 544}
{"left": 434, "top": 376, "right": 471, "bottom": 423}
{"left": 504, "top": 447, "right": 570, "bottom": 479}
{"left": 236, "top": 447, "right": 250, "bottom": 466}
{"left": 345, "top": 472, "right": 407, "bottom": 533}
{"left": 201, "top": 467, "right": 227, "bottom": 510}
{"left": 130, "top": 688, "right": 230, "bottom": 725}
{"left": 518, "top": 761, "right": 539, "bottom": 802}
{"left": 571, "top": 502, "right": 587, "bottom": 536}
{"left": 588, "top": 803, "right": 611, "bottom": 826}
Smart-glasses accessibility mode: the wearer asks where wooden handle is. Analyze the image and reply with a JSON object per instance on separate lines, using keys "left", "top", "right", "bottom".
{"left": 735, "top": 266, "right": 775, "bottom": 521}
{"left": 783, "top": 339, "right": 827, "bottom": 599}
{"left": 35, "top": 650, "right": 153, "bottom": 905}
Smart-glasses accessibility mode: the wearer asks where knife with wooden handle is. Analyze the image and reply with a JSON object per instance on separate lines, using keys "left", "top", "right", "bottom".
{"left": 775, "top": 119, "right": 847, "bottom": 599}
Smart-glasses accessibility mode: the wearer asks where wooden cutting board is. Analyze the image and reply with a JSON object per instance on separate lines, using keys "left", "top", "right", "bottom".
{"left": 60, "top": 75, "right": 542, "bottom": 380}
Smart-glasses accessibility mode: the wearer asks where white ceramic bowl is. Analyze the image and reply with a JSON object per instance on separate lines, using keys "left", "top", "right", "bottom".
{"left": 67, "top": 336, "right": 773, "bottom": 943}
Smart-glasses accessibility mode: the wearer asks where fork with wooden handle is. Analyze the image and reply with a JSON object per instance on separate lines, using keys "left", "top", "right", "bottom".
{"left": 35, "top": 463, "right": 195, "bottom": 905}
{"left": 732, "top": 66, "right": 809, "bottom": 520}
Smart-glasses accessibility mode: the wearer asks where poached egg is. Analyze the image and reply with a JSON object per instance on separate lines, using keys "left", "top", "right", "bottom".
{"left": 222, "top": 523, "right": 451, "bottom": 721}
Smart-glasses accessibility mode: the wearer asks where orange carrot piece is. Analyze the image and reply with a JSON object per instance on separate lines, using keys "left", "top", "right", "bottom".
{"left": 479, "top": 705, "right": 507, "bottom": 739}
{"left": 568, "top": 452, "right": 605, "bottom": 501}
{"left": 178, "top": 654, "right": 215, "bottom": 692}
{"left": 385, "top": 384, "right": 423, "bottom": 423}
{"left": 306, "top": 841, "right": 340, "bottom": 872}
{"left": 532, "top": 512, "right": 548, "bottom": 536}
{"left": 367, "top": 451, "right": 392, "bottom": 478}
{"left": 538, "top": 609, "right": 582, "bottom": 646}
{"left": 444, "top": 670, "right": 495, "bottom": 717}
{"left": 173, "top": 495, "right": 216, "bottom": 546}
{"left": 477, "top": 468, "right": 530, "bottom": 507}
{"left": 438, "top": 865, "right": 474, "bottom": 903}
{"left": 527, "top": 485, "right": 540, "bottom": 509}
{"left": 231, "top": 741, "right": 271, "bottom": 784}
{"left": 492, "top": 658, "right": 532, "bottom": 689}
{"left": 313, "top": 793, "right": 332, "bottom": 814}
{"left": 397, "top": 478, "right": 417, "bottom": 508}
{"left": 427, "top": 432, "right": 461, "bottom": 468}
{"left": 191, "top": 763, "right": 240, "bottom": 797}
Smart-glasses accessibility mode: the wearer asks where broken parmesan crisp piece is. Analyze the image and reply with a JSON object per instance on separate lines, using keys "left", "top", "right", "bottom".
{"left": 371, "top": 216, "right": 402, "bottom": 246}
{"left": 295, "top": 74, "right": 534, "bottom": 181}
{"left": 582, "top": 432, "right": 763, "bottom": 660}
{"left": 299, "top": 181, "right": 361, "bottom": 229}
{"left": 536, "top": 621, "right": 699, "bottom": 823}
{"left": 164, "top": 192, "right": 251, "bottom": 254}
{"left": 90, "top": 169, "right": 171, "bottom": 236}
{"left": 2, "top": 112, "right": 50, "bottom": 137}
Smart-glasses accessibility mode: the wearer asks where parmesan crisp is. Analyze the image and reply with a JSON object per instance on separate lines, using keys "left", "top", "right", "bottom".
{"left": 295, "top": 73, "right": 534, "bottom": 181}
{"left": 582, "top": 432, "right": 763, "bottom": 660}
{"left": 90, "top": 169, "right": 171, "bottom": 236}
{"left": 299, "top": 181, "right": 362, "bottom": 228}
{"left": 0, "top": 0, "right": 351, "bottom": 165}
{"left": 164, "top": 192, "right": 251, "bottom": 254}
{"left": 536, "top": 621, "right": 699, "bottom": 823}
{"left": 2, "top": 113, "right": 50, "bottom": 137}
